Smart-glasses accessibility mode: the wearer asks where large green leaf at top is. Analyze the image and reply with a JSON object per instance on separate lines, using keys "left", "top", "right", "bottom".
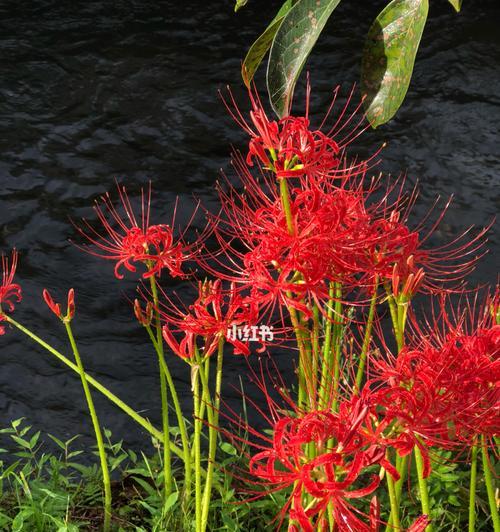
{"left": 267, "top": 0, "right": 341, "bottom": 117}
{"left": 361, "top": 0, "right": 429, "bottom": 128}
{"left": 448, "top": 0, "right": 462, "bottom": 12}
{"left": 242, "top": 0, "right": 293, "bottom": 87}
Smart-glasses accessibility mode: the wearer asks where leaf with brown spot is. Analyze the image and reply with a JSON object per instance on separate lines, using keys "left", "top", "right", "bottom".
{"left": 267, "top": 0, "right": 342, "bottom": 117}
{"left": 361, "top": 0, "right": 429, "bottom": 128}
{"left": 242, "top": 0, "right": 294, "bottom": 87}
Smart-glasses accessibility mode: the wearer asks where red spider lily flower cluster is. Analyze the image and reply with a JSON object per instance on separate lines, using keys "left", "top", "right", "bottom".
{"left": 203, "top": 156, "right": 487, "bottom": 322}
{"left": 190, "top": 85, "right": 489, "bottom": 327}
{"left": 224, "top": 86, "right": 347, "bottom": 180}
{"left": 161, "top": 280, "right": 261, "bottom": 359}
{"left": 0, "top": 250, "right": 22, "bottom": 335}
{"left": 75, "top": 184, "right": 199, "bottom": 280}
{"left": 43, "top": 288, "right": 75, "bottom": 321}
{"left": 374, "top": 295, "right": 499, "bottom": 446}
{"left": 225, "top": 361, "right": 430, "bottom": 532}
{"left": 248, "top": 401, "right": 385, "bottom": 531}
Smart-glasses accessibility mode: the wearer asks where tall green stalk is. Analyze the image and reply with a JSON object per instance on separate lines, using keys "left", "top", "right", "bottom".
{"left": 64, "top": 321, "right": 111, "bottom": 532}
{"left": 384, "top": 290, "right": 409, "bottom": 529}
{"left": 468, "top": 441, "right": 478, "bottom": 532}
{"left": 148, "top": 275, "right": 172, "bottom": 498}
{"left": 192, "top": 364, "right": 202, "bottom": 532}
{"left": 200, "top": 338, "right": 224, "bottom": 532}
{"left": 331, "top": 282, "right": 343, "bottom": 412}
{"left": 319, "top": 283, "right": 335, "bottom": 409}
{"left": 414, "top": 445, "right": 433, "bottom": 532}
{"left": 148, "top": 273, "right": 192, "bottom": 500}
{"left": 386, "top": 461, "right": 401, "bottom": 531}
{"left": 355, "top": 278, "right": 378, "bottom": 389}
{"left": 481, "top": 435, "right": 500, "bottom": 532}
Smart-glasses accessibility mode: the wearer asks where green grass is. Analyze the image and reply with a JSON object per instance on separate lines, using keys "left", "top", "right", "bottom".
{"left": 0, "top": 418, "right": 284, "bottom": 531}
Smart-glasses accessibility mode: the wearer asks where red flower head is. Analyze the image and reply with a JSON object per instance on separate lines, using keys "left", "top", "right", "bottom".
{"left": 75, "top": 183, "right": 202, "bottom": 280}
{"left": 201, "top": 163, "right": 383, "bottom": 320}
{"left": 248, "top": 403, "right": 384, "bottom": 531}
{"left": 223, "top": 84, "right": 376, "bottom": 182}
{"left": 363, "top": 185, "right": 490, "bottom": 298}
{"left": 0, "top": 250, "right": 22, "bottom": 335}
{"left": 372, "top": 290, "right": 500, "bottom": 451}
{"left": 161, "top": 280, "right": 261, "bottom": 360}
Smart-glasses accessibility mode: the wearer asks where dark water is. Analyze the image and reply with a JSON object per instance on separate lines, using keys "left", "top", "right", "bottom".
{"left": 0, "top": 0, "right": 498, "bottom": 451}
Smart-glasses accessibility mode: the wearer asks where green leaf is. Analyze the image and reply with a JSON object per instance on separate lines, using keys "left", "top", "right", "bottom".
{"left": 361, "top": 0, "right": 429, "bottom": 128}
{"left": 10, "top": 435, "right": 31, "bottom": 450}
{"left": 242, "top": 0, "right": 293, "bottom": 87}
{"left": 163, "top": 491, "right": 179, "bottom": 512}
{"left": 11, "top": 418, "right": 25, "bottom": 430}
{"left": 448, "top": 0, "right": 462, "bottom": 12}
{"left": 234, "top": 0, "right": 249, "bottom": 12}
{"left": 29, "top": 431, "right": 40, "bottom": 449}
{"left": 220, "top": 442, "right": 238, "bottom": 456}
{"left": 267, "top": 0, "right": 342, "bottom": 117}
{"left": 48, "top": 434, "right": 66, "bottom": 451}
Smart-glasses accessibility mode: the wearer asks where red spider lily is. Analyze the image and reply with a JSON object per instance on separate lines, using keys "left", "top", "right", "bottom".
{"left": 201, "top": 162, "right": 386, "bottom": 319}
{"left": 74, "top": 183, "right": 203, "bottom": 280}
{"left": 43, "top": 288, "right": 75, "bottom": 321}
{"left": 223, "top": 84, "right": 380, "bottom": 181}
{"left": 371, "top": 291, "right": 500, "bottom": 451}
{"left": 0, "top": 250, "right": 22, "bottom": 335}
{"left": 247, "top": 405, "right": 385, "bottom": 531}
{"left": 366, "top": 190, "right": 490, "bottom": 297}
{"left": 161, "top": 280, "right": 261, "bottom": 359}
{"left": 219, "top": 357, "right": 390, "bottom": 531}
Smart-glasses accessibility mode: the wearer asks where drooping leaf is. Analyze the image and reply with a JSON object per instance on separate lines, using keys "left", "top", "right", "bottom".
{"left": 361, "top": 0, "right": 429, "bottom": 128}
{"left": 242, "top": 0, "right": 293, "bottom": 87}
{"left": 448, "top": 0, "right": 462, "bottom": 12}
{"left": 267, "top": 0, "right": 342, "bottom": 117}
{"left": 234, "top": 0, "right": 249, "bottom": 12}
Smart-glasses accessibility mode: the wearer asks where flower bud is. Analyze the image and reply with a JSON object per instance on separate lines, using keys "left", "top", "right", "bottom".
{"left": 134, "top": 299, "right": 153, "bottom": 326}
{"left": 43, "top": 289, "right": 62, "bottom": 319}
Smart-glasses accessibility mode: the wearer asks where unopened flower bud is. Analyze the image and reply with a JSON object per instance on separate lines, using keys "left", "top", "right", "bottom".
{"left": 43, "top": 289, "right": 62, "bottom": 319}
{"left": 66, "top": 289, "right": 75, "bottom": 320}
{"left": 134, "top": 299, "right": 153, "bottom": 326}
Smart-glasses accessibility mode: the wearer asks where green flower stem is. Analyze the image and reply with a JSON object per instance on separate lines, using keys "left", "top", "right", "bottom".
{"left": 319, "top": 283, "right": 335, "bottom": 409}
{"left": 385, "top": 453, "right": 409, "bottom": 532}
{"left": 395, "top": 453, "right": 409, "bottom": 503}
{"left": 192, "top": 364, "right": 202, "bottom": 532}
{"left": 159, "top": 368, "right": 172, "bottom": 496}
{"left": 481, "top": 435, "right": 500, "bottom": 532}
{"left": 469, "top": 442, "right": 479, "bottom": 532}
{"left": 331, "top": 282, "right": 343, "bottom": 412}
{"left": 414, "top": 445, "right": 433, "bottom": 532}
{"left": 310, "top": 305, "right": 320, "bottom": 404}
{"left": 201, "top": 338, "right": 224, "bottom": 532}
{"left": 384, "top": 291, "right": 410, "bottom": 529}
{"left": 64, "top": 321, "right": 111, "bottom": 532}
{"left": 5, "top": 315, "right": 180, "bottom": 455}
{"left": 278, "top": 176, "right": 316, "bottom": 409}
{"left": 279, "top": 177, "right": 295, "bottom": 236}
{"left": 197, "top": 360, "right": 214, "bottom": 426}
{"left": 385, "top": 288, "right": 401, "bottom": 351}
{"left": 386, "top": 462, "right": 401, "bottom": 531}
{"left": 148, "top": 275, "right": 176, "bottom": 498}
{"left": 197, "top": 357, "right": 210, "bottom": 426}
{"left": 355, "top": 278, "right": 378, "bottom": 390}
{"left": 145, "top": 324, "right": 192, "bottom": 500}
